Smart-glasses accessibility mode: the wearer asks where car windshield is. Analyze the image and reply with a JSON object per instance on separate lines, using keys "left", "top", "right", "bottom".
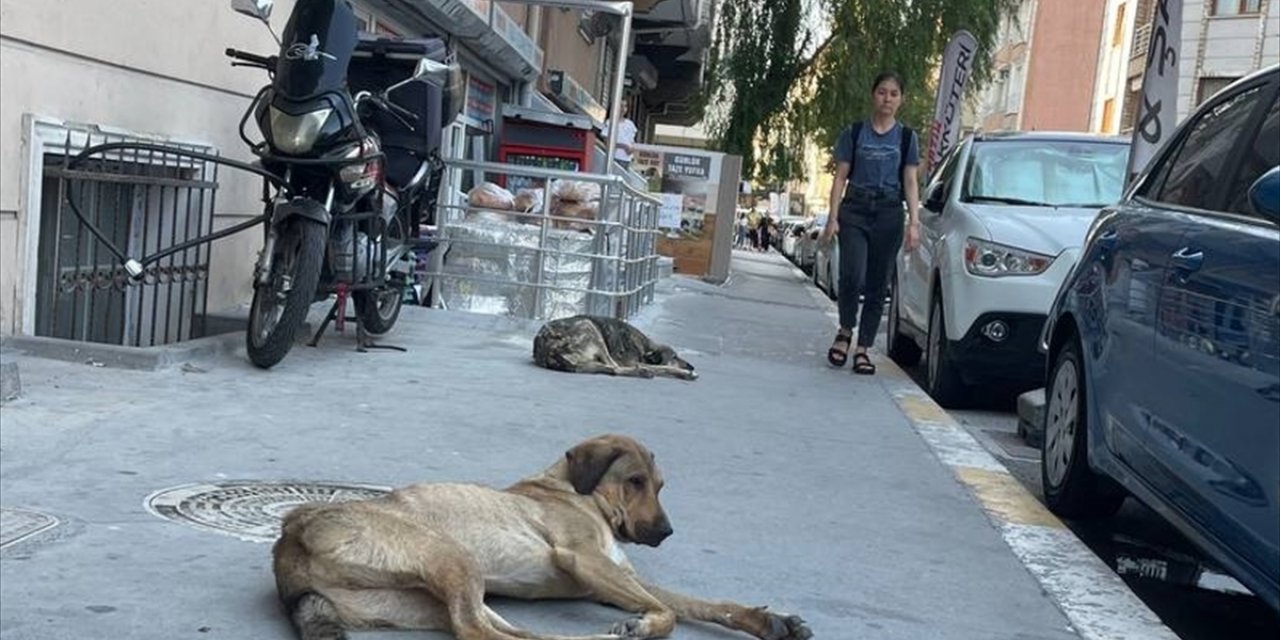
{"left": 963, "top": 140, "right": 1130, "bottom": 208}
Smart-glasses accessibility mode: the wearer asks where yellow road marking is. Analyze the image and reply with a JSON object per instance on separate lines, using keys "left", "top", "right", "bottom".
{"left": 955, "top": 467, "right": 1065, "bottom": 529}
{"left": 897, "top": 393, "right": 954, "bottom": 426}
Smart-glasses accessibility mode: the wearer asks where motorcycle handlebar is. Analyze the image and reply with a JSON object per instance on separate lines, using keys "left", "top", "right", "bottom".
{"left": 225, "top": 48, "right": 273, "bottom": 68}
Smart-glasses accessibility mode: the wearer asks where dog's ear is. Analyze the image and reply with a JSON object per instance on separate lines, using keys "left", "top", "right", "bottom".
{"left": 565, "top": 439, "right": 625, "bottom": 495}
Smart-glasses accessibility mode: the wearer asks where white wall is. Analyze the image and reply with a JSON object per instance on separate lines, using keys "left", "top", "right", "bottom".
{"left": 1177, "top": 0, "right": 1280, "bottom": 119}
{"left": 0, "top": 0, "right": 295, "bottom": 335}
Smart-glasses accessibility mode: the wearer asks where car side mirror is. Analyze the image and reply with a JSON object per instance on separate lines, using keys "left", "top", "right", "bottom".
{"left": 231, "top": 0, "right": 273, "bottom": 22}
{"left": 924, "top": 182, "right": 947, "bottom": 213}
{"left": 1248, "top": 166, "right": 1280, "bottom": 223}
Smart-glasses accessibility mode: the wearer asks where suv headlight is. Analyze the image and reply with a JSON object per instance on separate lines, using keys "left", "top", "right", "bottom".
{"left": 964, "top": 238, "right": 1055, "bottom": 277}
{"left": 268, "top": 106, "right": 333, "bottom": 154}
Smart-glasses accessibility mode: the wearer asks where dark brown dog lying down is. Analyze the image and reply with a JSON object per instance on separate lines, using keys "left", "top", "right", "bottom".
{"left": 533, "top": 315, "right": 697, "bottom": 380}
{"left": 272, "top": 434, "right": 811, "bottom": 640}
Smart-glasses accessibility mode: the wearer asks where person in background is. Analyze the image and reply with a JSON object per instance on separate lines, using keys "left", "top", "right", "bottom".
{"left": 819, "top": 70, "right": 921, "bottom": 375}
{"left": 608, "top": 101, "right": 638, "bottom": 171}
{"left": 735, "top": 213, "right": 749, "bottom": 249}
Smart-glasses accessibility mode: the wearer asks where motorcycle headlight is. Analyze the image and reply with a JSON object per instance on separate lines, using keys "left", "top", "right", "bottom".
{"left": 268, "top": 106, "right": 333, "bottom": 154}
{"left": 964, "top": 238, "right": 1055, "bottom": 277}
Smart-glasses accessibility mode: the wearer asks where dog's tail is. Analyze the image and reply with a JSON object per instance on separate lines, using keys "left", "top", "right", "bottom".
{"left": 287, "top": 592, "right": 347, "bottom": 640}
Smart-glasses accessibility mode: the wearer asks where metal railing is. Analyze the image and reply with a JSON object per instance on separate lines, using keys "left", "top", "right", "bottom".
{"left": 422, "top": 158, "right": 662, "bottom": 320}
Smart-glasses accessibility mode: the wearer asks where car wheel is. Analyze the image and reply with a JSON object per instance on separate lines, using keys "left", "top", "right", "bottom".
{"left": 926, "top": 292, "right": 967, "bottom": 408}
{"left": 887, "top": 277, "right": 922, "bottom": 366}
{"left": 1041, "top": 337, "right": 1126, "bottom": 518}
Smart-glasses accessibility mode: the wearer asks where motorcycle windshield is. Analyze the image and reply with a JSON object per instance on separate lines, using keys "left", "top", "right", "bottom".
{"left": 274, "top": 0, "right": 358, "bottom": 101}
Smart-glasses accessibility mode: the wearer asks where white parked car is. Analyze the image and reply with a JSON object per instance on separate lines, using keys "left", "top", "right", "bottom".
{"left": 794, "top": 215, "right": 827, "bottom": 272}
{"left": 887, "top": 132, "right": 1129, "bottom": 407}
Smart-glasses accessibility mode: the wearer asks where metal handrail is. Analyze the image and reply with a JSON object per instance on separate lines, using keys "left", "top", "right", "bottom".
{"left": 442, "top": 157, "right": 662, "bottom": 204}
{"left": 434, "top": 203, "right": 663, "bottom": 235}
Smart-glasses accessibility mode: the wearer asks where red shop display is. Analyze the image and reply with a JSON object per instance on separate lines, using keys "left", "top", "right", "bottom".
{"left": 497, "top": 105, "right": 599, "bottom": 193}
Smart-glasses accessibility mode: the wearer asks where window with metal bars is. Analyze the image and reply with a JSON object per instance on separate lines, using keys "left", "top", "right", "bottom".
{"left": 35, "top": 132, "right": 221, "bottom": 347}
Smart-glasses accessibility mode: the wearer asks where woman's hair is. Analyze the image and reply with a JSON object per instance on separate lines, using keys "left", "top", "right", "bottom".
{"left": 872, "top": 71, "right": 905, "bottom": 94}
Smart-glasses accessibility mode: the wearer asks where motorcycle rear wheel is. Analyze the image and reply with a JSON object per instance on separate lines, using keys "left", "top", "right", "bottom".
{"left": 246, "top": 219, "right": 326, "bottom": 369}
{"left": 353, "top": 277, "right": 404, "bottom": 335}
{"left": 353, "top": 214, "right": 408, "bottom": 335}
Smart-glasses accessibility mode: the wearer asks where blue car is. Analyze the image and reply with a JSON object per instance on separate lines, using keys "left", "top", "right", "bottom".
{"left": 1038, "top": 65, "right": 1280, "bottom": 612}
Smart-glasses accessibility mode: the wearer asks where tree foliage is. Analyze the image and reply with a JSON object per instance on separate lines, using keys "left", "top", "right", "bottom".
{"left": 703, "top": 0, "right": 812, "bottom": 187}
{"left": 707, "top": 0, "right": 1020, "bottom": 186}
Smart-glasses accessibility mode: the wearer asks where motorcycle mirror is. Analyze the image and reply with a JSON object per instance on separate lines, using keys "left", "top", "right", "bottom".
{"left": 231, "top": 0, "right": 273, "bottom": 23}
{"left": 386, "top": 58, "right": 456, "bottom": 95}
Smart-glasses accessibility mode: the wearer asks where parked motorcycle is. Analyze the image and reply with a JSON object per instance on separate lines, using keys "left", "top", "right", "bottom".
{"left": 228, "top": 0, "right": 460, "bottom": 368}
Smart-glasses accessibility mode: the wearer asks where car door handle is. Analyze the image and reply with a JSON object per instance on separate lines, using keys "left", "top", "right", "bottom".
{"left": 1171, "top": 247, "right": 1204, "bottom": 273}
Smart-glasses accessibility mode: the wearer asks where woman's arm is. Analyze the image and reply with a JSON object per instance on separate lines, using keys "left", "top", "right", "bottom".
{"left": 903, "top": 164, "right": 921, "bottom": 250}
{"left": 822, "top": 162, "right": 851, "bottom": 242}
{"left": 904, "top": 164, "right": 920, "bottom": 225}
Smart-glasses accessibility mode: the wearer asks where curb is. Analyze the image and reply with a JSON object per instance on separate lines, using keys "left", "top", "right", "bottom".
{"left": 778, "top": 256, "right": 1178, "bottom": 640}
{"left": 1018, "top": 388, "right": 1047, "bottom": 449}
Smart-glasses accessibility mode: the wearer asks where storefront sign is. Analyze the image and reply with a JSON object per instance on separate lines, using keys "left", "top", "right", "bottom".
{"left": 465, "top": 74, "right": 496, "bottom": 125}
{"left": 662, "top": 154, "right": 711, "bottom": 180}
{"left": 633, "top": 146, "right": 718, "bottom": 237}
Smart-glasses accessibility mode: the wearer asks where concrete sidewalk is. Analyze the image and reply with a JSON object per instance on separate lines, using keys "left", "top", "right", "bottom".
{"left": 1, "top": 251, "right": 1139, "bottom": 639}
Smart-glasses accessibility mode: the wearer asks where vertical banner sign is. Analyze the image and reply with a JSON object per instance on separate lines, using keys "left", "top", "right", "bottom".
{"left": 1127, "top": 0, "right": 1182, "bottom": 181}
{"left": 927, "top": 30, "right": 979, "bottom": 176}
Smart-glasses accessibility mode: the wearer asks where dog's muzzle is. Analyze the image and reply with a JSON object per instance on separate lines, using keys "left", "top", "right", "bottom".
{"left": 638, "top": 519, "right": 674, "bottom": 547}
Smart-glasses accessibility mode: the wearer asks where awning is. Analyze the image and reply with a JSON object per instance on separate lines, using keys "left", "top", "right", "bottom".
{"left": 375, "top": 0, "right": 545, "bottom": 81}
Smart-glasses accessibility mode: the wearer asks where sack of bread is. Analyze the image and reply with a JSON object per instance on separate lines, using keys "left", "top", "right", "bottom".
{"left": 467, "top": 182, "right": 516, "bottom": 211}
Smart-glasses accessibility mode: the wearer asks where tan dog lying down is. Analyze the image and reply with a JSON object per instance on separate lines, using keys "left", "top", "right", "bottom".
{"left": 272, "top": 434, "right": 811, "bottom": 640}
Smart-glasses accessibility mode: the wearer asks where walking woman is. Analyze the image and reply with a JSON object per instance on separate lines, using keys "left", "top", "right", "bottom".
{"left": 820, "top": 71, "right": 921, "bottom": 375}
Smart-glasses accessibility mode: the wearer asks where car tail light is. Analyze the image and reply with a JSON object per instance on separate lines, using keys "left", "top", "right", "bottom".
{"left": 964, "top": 238, "right": 1054, "bottom": 277}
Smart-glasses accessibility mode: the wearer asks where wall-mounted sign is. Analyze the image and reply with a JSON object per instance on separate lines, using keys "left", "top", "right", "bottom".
{"left": 662, "top": 153, "right": 711, "bottom": 180}
{"left": 465, "top": 73, "right": 496, "bottom": 126}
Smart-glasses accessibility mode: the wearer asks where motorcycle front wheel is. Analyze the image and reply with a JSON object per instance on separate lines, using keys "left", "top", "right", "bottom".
{"left": 246, "top": 219, "right": 326, "bottom": 369}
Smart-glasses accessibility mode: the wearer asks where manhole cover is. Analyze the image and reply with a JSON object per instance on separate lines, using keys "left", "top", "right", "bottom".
{"left": 145, "top": 481, "right": 391, "bottom": 543}
{"left": 1, "top": 508, "right": 60, "bottom": 549}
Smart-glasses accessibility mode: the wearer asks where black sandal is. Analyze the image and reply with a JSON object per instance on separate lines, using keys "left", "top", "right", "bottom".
{"left": 827, "top": 333, "right": 852, "bottom": 367}
{"left": 852, "top": 352, "right": 876, "bottom": 375}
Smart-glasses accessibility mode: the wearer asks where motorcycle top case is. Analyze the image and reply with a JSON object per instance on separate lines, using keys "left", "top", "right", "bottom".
{"left": 349, "top": 36, "right": 448, "bottom": 188}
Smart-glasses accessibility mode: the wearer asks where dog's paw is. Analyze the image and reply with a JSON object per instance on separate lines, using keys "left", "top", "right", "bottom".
{"left": 763, "top": 612, "right": 812, "bottom": 640}
{"left": 609, "top": 616, "right": 648, "bottom": 638}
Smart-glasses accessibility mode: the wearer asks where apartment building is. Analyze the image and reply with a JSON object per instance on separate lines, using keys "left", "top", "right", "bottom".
{"left": 1093, "top": 0, "right": 1279, "bottom": 135}
{"left": 970, "top": 0, "right": 1109, "bottom": 132}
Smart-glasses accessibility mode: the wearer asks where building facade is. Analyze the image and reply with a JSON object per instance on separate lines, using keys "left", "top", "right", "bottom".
{"left": 1097, "top": 0, "right": 1279, "bottom": 135}
{"left": 0, "top": 0, "right": 711, "bottom": 341}
{"left": 970, "top": 0, "right": 1108, "bottom": 133}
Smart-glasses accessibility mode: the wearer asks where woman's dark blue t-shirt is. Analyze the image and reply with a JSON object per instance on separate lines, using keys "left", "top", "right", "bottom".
{"left": 834, "top": 122, "right": 920, "bottom": 194}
